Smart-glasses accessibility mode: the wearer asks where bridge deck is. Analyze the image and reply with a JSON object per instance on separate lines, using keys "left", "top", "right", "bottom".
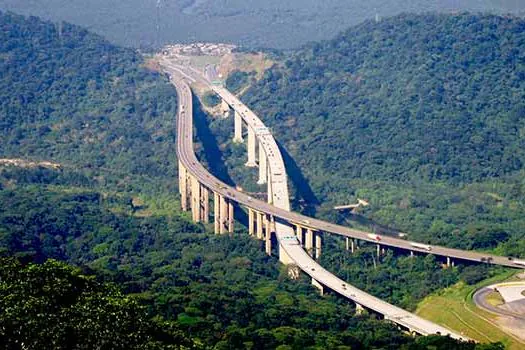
{"left": 163, "top": 59, "right": 519, "bottom": 340}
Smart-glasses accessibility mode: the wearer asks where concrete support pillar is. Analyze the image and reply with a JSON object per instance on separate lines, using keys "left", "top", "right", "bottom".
{"left": 312, "top": 278, "right": 324, "bottom": 296}
{"left": 256, "top": 212, "right": 264, "bottom": 240}
{"left": 245, "top": 127, "right": 257, "bottom": 167}
{"left": 376, "top": 244, "right": 381, "bottom": 258}
{"left": 446, "top": 256, "right": 454, "bottom": 268}
{"left": 410, "top": 250, "right": 414, "bottom": 258}
{"left": 265, "top": 216, "right": 272, "bottom": 256}
{"left": 280, "top": 246, "right": 300, "bottom": 280}
{"left": 233, "top": 110, "right": 243, "bottom": 143}
{"left": 228, "top": 201, "right": 234, "bottom": 233}
{"left": 355, "top": 303, "right": 365, "bottom": 315}
{"left": 219, "top": 195, "right": 228, "bottom": 234}
{"left": 200, "top": 185, "right": 209, "bottom": 223}
{"left": 257, "top": 146, "right": 267, "bottom": 184}
{"left": 279, "top": 243, "right": 293, "bottom": 265}
{"left": 191, "top": 176, "right": 201, "bottom": 222}
{"left": 346, "top": 238, "right": 356, "bottom": 253}
{"left": 315, "top": 232, "right": 322, "bottom": 260}
{"left": 214, "top": 192, "right": 220, "bottom": 234}
{"left": 248, "top": 208, "right": 255, "bottom": 236}
{"left": 267, "top": 178, "right": 273, "bottom": 204}
{"left": 178, "top": 161, "right": 188, "bottom": 211}
{"left": 221, "top": 99, "right": 230, "bottom": 117}
{"left": 296, "top": 225, "right": 303, "bottom": 246}
{"left": 306, "top": 228, "right": 314, "bottom": 257}
{"left": 278, "top": 239, "right": 300, "bottom": 280}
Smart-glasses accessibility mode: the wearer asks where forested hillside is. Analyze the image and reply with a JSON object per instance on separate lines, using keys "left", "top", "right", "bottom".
{"left": 0, "top": 11, "right": 178, "bottom": 194}
{"left": 0, "top": 12, "right": 500, "bottom": 349}
{"left": 2, "top": 164, "right": 493, "bottom": 348}
{"left": 236, "top": 13, "right": 525, "bottom": 254}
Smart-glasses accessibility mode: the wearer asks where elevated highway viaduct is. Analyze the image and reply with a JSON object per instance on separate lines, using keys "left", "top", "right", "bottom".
{"left": 164, "top": 60, "right": 521, "bottom": 270}
{"left": 164, "top": 60, "right": 521, "bottom": 341}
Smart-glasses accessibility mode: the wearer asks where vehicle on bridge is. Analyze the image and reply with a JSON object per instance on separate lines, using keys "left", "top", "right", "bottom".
{"left": 367, "top": 233, "right": 381, "bottom": 241}
{"left": 513, "top": 259, "right": 525, "bottom": 267}
{"left": 410, "top": 242, "right": 432, "bottom": 251}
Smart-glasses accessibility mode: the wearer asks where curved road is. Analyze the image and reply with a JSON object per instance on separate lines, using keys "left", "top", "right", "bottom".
{"left": 474, "top": 287, "right": 525, "bottom": 320}
{"left": 164, "top": 60, "right": 521, "bottom": 270}
{"left": 168, "top": 67, "right": 472, "bottom": 340}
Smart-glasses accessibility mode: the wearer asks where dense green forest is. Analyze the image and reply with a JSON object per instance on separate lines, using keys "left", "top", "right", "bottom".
{"left": 219, "top": 13, "right": 525, "bottom": 256}
{"left": 3, "top": 165, "right": 500, "bottom": 348}
{"left": 0, "top": 258, "right": 196, "bottom": 349}
{"left": 0, "top": 169, "right": 505, "bottom": 349}
{"left": 0, "top": 11, "right": 179, "bottom": 195}
{"left": 0, "top": 12, "right": 503, "bottom": 349}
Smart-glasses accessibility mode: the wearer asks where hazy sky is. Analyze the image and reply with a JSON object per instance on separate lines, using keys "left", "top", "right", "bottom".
{"left": 1, "top": 0, "right": 523, "bottom": 48}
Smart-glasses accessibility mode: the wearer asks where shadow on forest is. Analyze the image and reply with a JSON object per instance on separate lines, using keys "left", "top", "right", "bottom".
{"left": 345, "top": 212, "right": 402, "bottom": 237}
{"left": 276, "top": 141, "right": 319, "bottom": 216}
{"left": 192, "top": 98, "right": 248, "bottom": 226}
{"left": 192, "top": 97, "right": 319, "bottom": 226}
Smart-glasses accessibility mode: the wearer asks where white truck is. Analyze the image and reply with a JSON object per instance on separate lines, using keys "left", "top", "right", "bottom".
{"left": 513, "top": 259, "right": 525, "bottom": 267}
{"left": 410, "top": 242, "right": 432, "bottom": 251}
{"left": 367, "top": 233, "right": 381, "bottom": 241}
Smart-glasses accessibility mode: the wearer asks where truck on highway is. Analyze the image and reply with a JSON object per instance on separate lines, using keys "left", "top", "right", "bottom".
{"left": 410, "top": 242, "right": 432, "bottom": 251}
{"left": 513, "top": 259, "right": 525, "bottom": 267}
{"left": 367, "top": 233, "right": 381, "bottom": 241}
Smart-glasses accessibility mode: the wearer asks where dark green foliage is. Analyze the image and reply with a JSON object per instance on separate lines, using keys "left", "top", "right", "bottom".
{"left": 225, "top": 70, "right": 251, "bottom": 94}
{"left": 0, "top": 167, "right": 493, "bottom": 348}
{"left": 0, "top": 12, "right": 510, "bottom": 349}
{"left": 408, "top": 335, "right": 504, "bottom": 350}
{"left": 0, "top": 184, "right": 202, "bottom": 263}
{"left": 0, "top": 11, "right": 179, "bottom": 194}
{"left": 318, "top": 235, "right": 506, "bottom": 310}
{"left": 0, "top": 258, "right": 195, "bottom": 349}
{"left": 244, "top": 13, "right": 525, "bottom": 184}
{"left": 459, "top": 265, "right": 489, "bottom": 285}
{"left": 201, "top": 91, "right": 220, "bottom": 107}
{"left": 0, "top": 178, "right": 410, "bottom": 349}
{"left": 320, "top": 242, "right": 459, "bottom": 310}
{"left": 236, "top": 13, "right": 525, "bottom": 255}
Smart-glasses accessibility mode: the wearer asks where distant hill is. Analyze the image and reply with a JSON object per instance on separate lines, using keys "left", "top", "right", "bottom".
{"left": 0, "top": 0, "right": 524, "bottom": 49}
{"left": 244, "top": 13, "right": 525, "bottom": 187}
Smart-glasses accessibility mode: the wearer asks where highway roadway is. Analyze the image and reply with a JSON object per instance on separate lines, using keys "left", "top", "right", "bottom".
{"left": 474, "top": 286, "right": 525, "bottom": 320}
{"left": 167, "top": 66, "right": 471, "bottom": 340}
{"left": 163, "top": 59, "right": 522, "bottom": 270}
